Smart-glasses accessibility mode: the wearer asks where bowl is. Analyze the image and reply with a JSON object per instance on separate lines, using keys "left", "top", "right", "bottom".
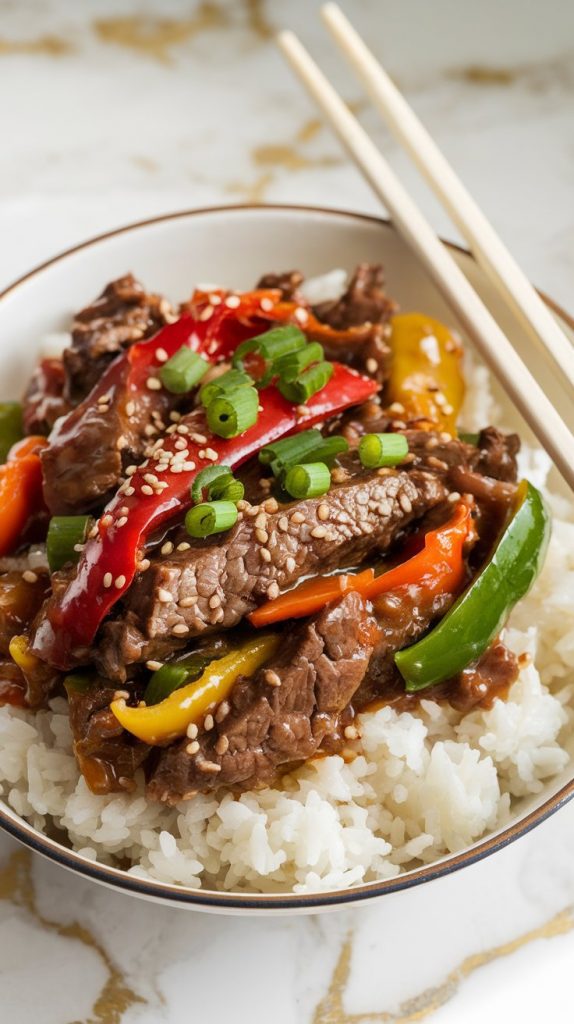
{"left": 0, "top": 203, "right": 572, "bottom": 914}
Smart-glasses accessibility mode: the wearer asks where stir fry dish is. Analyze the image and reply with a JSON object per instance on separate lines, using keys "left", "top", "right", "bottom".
{"left": 0, "top": 265, "right": 550, "bottom": 807}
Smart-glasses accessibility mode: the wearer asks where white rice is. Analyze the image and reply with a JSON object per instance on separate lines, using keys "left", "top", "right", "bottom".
{"left": 0, "top": 302, "right": 572, "bottom": 894}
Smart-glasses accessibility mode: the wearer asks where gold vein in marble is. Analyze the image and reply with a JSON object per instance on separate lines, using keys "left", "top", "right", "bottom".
{"left": 93, "top": 4, "right": 230, "bottom": 64}
{"left": 243, "top": 0, "right": 273, "bottom": 39}
{"left": 0, "top": 35, "right": 73, "bottom": 58}
{"left": 313, "top": 911, "right": 574, "bottom": 1023}
{"left": 0, "top": 850, "right": 146, "bottom": 1024}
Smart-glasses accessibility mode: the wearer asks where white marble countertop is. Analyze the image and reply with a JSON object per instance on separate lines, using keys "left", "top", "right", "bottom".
{"left": 1, "top": 1, "right": 574, "bottom": 1021}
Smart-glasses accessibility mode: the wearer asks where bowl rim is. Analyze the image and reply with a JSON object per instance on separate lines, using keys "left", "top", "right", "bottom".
{"left": 1, "top": 201, "right": 573, "bottom": 912}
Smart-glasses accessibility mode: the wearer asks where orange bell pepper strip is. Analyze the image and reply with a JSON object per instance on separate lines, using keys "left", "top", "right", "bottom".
{"left": 0, "top": 435, "right": 48, "bottom": 557}
{"left": 249, "top": 502, "right": 472, "bottom": 627}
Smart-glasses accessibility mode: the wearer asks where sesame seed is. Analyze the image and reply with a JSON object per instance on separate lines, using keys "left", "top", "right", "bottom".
{"left": 101, "top": 514, "right": 113, "bottom": 527}
{"left": 146, "top": 377, "right": 162, "bottom": 391}
{"left": 291, "top": 511, "right": 305, "bottom": 525}
{"left": 399, "top": 493, "right": 413, "bottom": 514}
{"left": 186, "top": 722, "right": 199, "bottom": 739}
{"left": 88, "top": 525, "right": 99, "bottom": 539}
{"left": 186, "top": 741, "right": 200, "bottom": 755}
{"left": 126, "top": 401, "right": 136, "bottom": 417}
{"left": 317, "top": 503, "right": 329, "bottom": 521}
{"left": 209, "top": 594, "right": 221, "bottom": 609}
{"left": 311, "top": 525, "right": 327, "bottom": 539}
{"left": 294, "top": 306, "right": 309, "bottom": 324}
{"left": 366, "top": 357, "right": 378, "bottom": 374}
{"left": 73, "top": 543, "right": 85, "bottom": 553}
{"left": 146, "top": 661, "right": 163, "bottom": 672}
{"left": 144, "top": 425, "right": 157, "bottom": 438}
{"left": 144, "top": 473, "right": 158, "bottom": 485}
{"left": 255, "top": 512, "right": 267, "bottom": 529}
{"left": 204, "top": 448, "right": 218, "bottom": 462}
{"left": 116, "top": 516, "right": 128, "bottom": 528}
{"left": 141, "top": 485, "right": 154, "bottom": 496}
{"left": 170, "top": 410, "right": 182, "bottom": 422}
{"left": 116, "top": 435, "right": 128, "bottom": 450}
{"left": 209, "top": 293, "right": 222, "bottom": 305}
{"left": 124, "top": 486, "right": 135, "bottom": 496}
{"left": 260, "top": 549, "right": 272, "bottom": 562}
{"left": 158, "top": 588, "right": 173, "bottom": 603}
{"left": 113, "top": 689, "right": 130, "bottom": 701}
{"left": 179, "top": 595, "right": 197, "bottom": 607}
{"left": 388, "top": 402, "right": 406, "bottom": 415}
{"left": 278, "top": 516, "right": 289, "bottom": 532}
{"left": 199, "top": 304, "right": 214, "bottom": 322}
{"left": 190, "top": 432, "right": 207, "bottom": 444}
{"left": 126, "top": 465, "right": 137, "bottom": 476}
{"left": 267, "top": 581, "right": 280, "bottom": 600}
{"left": 344, "top": 725, "right": 359, "bottom": 740}
{"left": 103, "top": 572, "right": 113, "bottom": 588}
{"left": 296, "top": 404, "right": 310, "bottom": 417}
{"left": 204, "top": 714, "right": 214, "bottom": 731}
{"left": 256, "top": 528, "right": 269, "bottom": 544}
{"left": 198, "top": 760, "right": 222, "bottom": 774}
{"left": 264, "top": 669, "right": 282, "bottom": 687}
{"left": 331, "top": 467, "right": 346, "bottom": 483}
{"left": 155, "top": 347, "right": 169, "bottom": 363}
{"left": 224, "top": 294, "right": 240, "bottom": 309}
{"left": 246, "top": 505, "right": 261, "bottom": 517}
{"left": 263, "top": 497, "right": 279, "bottom": 513}
{"left": 215, "top": 735, "right": 230, "bottom": 755}
{"left": 174, "top": 437, "right": 187, "bottom": 451}
{"left": 161, "top": 541, "right": 174, "bottom": 555}
{"left": 115, "top": 575, "right": 126, "bottom": 589}
{"left": 260, "top": 296, "right": 274, "bottom": 312}
{"left": 22, "top": 570, "right": 38, "bottom": 584}
{"left": 440, "top": 432, "right": 453, "bottom": 442}
{"left": 427, "top": 456, "right": 449, "bottom": 471}
{"left": 137, "top": 558, "right": 151, "bottom": 572}
{"left": 182, "top": 461, "right": 197, "bottom": 472}
{"left": 448, "top": 491, "right": 461, "bottom": 503}
{"left": 215, "top": 701, "right": 230, "bottom": 723}
{"left": 177, "top": 542, "right": 191, "bottom": 552}
{"left": 172, "top": 623, "right": 189, "bottom": 636}
{"left": 286, "top": 556, "right": 296, "bottom": 573}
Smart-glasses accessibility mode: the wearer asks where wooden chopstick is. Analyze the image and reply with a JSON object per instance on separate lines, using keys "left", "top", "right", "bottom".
{"left": 321, "top": 2, "right": 574, "bottom": 391}
{"left": 277, "top": 29, "right": 574, "bottom": 492}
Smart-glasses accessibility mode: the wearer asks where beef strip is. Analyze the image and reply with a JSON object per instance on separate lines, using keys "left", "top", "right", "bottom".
{"left": 256, "top": 270, "right": 304, "bottom": 302}
{"left": 147, "top": 590, "right": 378, "bottom": 802}
{"left": 64, "top": 274, "right": 174, "bottom": 402}
{"left": 313, "top": 263, "right": 396, "bottom": 330}
{"left": 68, "top": 684, "right": 149, "bottom": 794}
{"left": 22, "top": 357, "right": 72, "bottom": 435}
{"left": 96, "top": 452, "right": 451, "bottom": 680}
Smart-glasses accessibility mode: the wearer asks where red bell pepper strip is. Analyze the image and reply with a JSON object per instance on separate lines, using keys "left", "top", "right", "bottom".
{"left": 249, "top": 501, "right": 473, "bottom": 627}
{"left": 32, "top": 363, "right": 379, "bottom": 669}
{"left": 0, "top": 435, "right": 49, "bottom": 556}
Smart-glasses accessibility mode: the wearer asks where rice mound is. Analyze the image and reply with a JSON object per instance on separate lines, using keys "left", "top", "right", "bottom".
{"left": 0, "top": 306, "right": 573, "bottom": 894}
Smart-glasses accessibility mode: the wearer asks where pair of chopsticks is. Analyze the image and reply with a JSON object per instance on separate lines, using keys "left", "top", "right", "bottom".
{"left": 278, "top": 5, "right": 574, "bottom": 493}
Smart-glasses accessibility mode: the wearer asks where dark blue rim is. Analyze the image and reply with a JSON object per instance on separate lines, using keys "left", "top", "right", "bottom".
{"left": 1, "top": 203, "right": 573, "bottom": 911}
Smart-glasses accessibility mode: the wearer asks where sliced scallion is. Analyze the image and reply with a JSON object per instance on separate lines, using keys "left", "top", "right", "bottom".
{"left": 0, "top": 402, "right": 23, "bottom": 463}
{"left": 212, "top": 476, "right": 245, "bottom": 503}
{"left": 283, "top": 462, "right": 331, "bottom": 500}
{"left": 206, "top": 386, "right": 259, "bottom": 438}
{"left": 274, "top": 342, "right": 324, "bottom": 383}
{"left": 278, "top": 361, "right": 334, "bottom": 404}
{"left": 199, "top": 369, "right": 253, "bottom": 408}
{"left": 358, "top": 433, "right": 409, "bottom": 469}
{"left": 259, "top": 429, "right": 323, "bottom": 469}
{"left": 160, "top": 346, "right": 209, "bottom": 394}
{"left": 191, "top": 465, "right": 245, "bottom": 504}
{"left": 185, "top": 500, "right": 238, "bottom": 538}
{"left": 47, "top": 515, "right": 90, "bottom": 572}
{"left": 233, "top": 325, "right": 306, "bottom": 384}
{"left": 458, "top": 431, "right": 480, "bottom": 446}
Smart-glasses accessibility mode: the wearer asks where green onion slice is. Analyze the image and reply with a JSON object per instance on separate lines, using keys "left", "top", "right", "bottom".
{"left": 458, "top": 431, "right": 480, "bottom": 446}
{"left": 191, "top": 466, "right": 245, "bottom": 504}
{"left": 278, "top": 361, "right": 334, "bottom": 404}
{"left": 199, "top": 369, "right": 253, "bottom": 408}
{"left": 47, "top": 515, "right": 90, "bottom": 572}
{"left": 259, "top": 429, "right": 348, "bottom": 478}
{"left": 358, "top": 433, "right": 409, "bottom": 469}
{"left": 159, "top": 346, "right": 209, "bottom": 394}
{"left": 206, "top": 386, "right": 259, "bottom": 438}
{"left": 233, "top": 325, "right": 306, "bottom": 384}
{"left": 283, "top": 462, "right": 331, "bottom": 500}
{"left": 185, "top": 500, "right": 238, "bottom": 538}
{"left": 274, "top": 342, "right": 324, "bottom": 383}
{"left": 0, "top": 402, "right": 23, "bottom": 463}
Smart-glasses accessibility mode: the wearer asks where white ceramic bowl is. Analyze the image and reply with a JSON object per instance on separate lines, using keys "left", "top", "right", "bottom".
{"left": 0, "top": 204, "right": 572, "bottom": 914}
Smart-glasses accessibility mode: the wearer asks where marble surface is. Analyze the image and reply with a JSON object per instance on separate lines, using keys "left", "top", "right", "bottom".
{"left": 1, "top": 1, "right": 574, "bottom": 1021}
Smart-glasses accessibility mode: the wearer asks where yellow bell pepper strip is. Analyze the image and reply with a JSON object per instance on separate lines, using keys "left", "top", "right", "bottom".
{"left": 111, "top": 634, "right": 279, "bottom": 744}
{"left": 0, "top": 435, "right": 48, "bottom": 557}
{"left": 396, "top": 481, "right": 550, "bottom": 691}
{"left": 249, "top": 502, "right": 473, "bottom": 627}
{"left": 386, "top": 313, "right": 465, "bottom": 433}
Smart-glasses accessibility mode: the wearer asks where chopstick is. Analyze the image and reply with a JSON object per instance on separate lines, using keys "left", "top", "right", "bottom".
{"left": 277, "top": 30, "right": 574, "bottom": 493}
{"left": 321, "top": 3, "right": 574, "bottom": 391}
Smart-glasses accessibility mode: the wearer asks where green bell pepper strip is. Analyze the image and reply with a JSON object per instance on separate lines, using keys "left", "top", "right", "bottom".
{"left": 395, "top": 481, "right": 551, "bottom": 691}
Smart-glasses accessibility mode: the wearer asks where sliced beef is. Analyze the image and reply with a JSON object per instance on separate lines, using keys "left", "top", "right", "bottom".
{"left": 64, "top": 274, "right": 173, "bottom": 402}
{"left": 313, "top": 262, "right": 396, "bottom": 331}
{"left": 22, "top": 357, "right": 72, "bottom": 435}
{"left": 96, "top": 454, "right": 450, "bottom": 679}
{"left": 256, "top": 270, "right": 304, "bottom": 302}
{"left": 68, "top": 684, "right": 149, "bottom": 794}
{"left": 147, "top": 591, "right": 378, "bottom": 802}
